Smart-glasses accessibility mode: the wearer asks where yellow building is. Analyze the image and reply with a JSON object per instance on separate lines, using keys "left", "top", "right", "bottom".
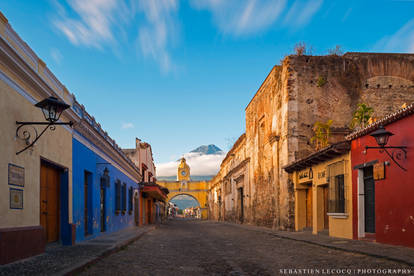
{"left": 158, "top": 158, "right": 209, "bottom": 219}
{"left": 284, "top": 141, "right": 353, "bottom": 239}
{"left": 0, "top": 13, "right": 76, "bottom": 264}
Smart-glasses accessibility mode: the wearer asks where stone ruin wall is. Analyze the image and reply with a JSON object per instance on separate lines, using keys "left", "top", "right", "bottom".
{"left": 290, "top": 53, "right": 414, "bottom": 161}
{"left": 245, "top": 53, "right": 414, "bottom": 230}
{"left": 245, "top": 64, "right": 293, "bottom": 229}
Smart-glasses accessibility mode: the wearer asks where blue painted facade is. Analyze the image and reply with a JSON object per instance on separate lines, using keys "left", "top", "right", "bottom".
{"left": 72, "top": 134, "right": 140, "bottom": 242}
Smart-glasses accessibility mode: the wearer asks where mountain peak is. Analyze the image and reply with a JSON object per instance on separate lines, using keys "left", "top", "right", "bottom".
{"left": 190, "top": 144, "right": 223, "bottom": 155}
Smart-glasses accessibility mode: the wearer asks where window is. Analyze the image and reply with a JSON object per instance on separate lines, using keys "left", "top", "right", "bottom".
{"left": 128, "top": 187, "right": 133, "bottom": 214}
{"left": 328, "top": 161, "right": 347, "bottom": 214}
{"left": 122, "top": 183, "right": 127, "bottom": 214}
{"left": 115, "top": 180, "right": 121, "bottom": 214}
{"left": 334, "top": 174, "right": 345, "bottom": 213}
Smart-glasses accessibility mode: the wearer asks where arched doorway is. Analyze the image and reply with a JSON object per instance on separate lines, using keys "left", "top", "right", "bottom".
{"left": 169, "top": 194, "right": 201, "bottom": 219}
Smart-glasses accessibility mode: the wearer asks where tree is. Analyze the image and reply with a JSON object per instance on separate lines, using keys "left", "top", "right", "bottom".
{"left": 310, "top": 119, "right": 333, "bottom": 150}
{"left": 350, "top": 103, "right": 374, "bottom": 129}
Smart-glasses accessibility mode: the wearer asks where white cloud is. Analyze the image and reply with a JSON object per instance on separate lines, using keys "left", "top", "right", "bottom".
{"left": 50, "top": 48, "right": 63, "bottom": 64}
{"left": 52, "top": 0, "right": 178, "bottom": 71}
{"left": 375, "top": 19, "right": 414, "bottom": 53}
{"left": 283, "top": 0, "right": 323, "bottom": 28}
{"left": 156, "top": 151, "right": 226, "bottom": 176}
{"left": 191, "top": 0, "right": 287, "bottom": 35}
{"left": 53, "top": 0, "right": 122, "bottom": 48}
{"left": 121, "top": 122, "right": 134, "bottom": 129}
{"left": 137, "top": 0, "right": 178, "bottom": 72}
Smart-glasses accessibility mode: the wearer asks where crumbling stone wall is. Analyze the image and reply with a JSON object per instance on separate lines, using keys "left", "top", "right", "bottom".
{"left": 245, "top": 52, "right": 414, "bottom": 230}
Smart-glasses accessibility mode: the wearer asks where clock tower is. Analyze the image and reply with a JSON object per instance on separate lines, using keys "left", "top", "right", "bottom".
{"left": 177, "top": 157, "right": 190, "bottom": 181}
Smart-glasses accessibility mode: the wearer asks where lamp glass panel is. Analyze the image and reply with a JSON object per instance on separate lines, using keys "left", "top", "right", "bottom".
{"left": 49, "top": 105, "right": 57, "bottom": 122}
{"left": 41, "top": 107, "right": 49, "bottom": 121}
{"left": 375, "top": 134, "right": 389, "bottom": 147}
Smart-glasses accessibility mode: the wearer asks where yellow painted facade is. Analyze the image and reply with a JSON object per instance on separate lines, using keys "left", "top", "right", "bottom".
{"left": 293, "top": 152, "right": 353, "bottom": 239}
{"left": 158, "top": 158, "right": 208, "bottom": 219}
{"left": 0, "top": 40, "right": 73, "bottom": 228}
{"left": 157, "top": 180, "right": 209, "bottom": 219}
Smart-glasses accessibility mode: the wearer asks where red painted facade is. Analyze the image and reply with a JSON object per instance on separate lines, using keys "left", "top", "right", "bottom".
{"left": 350, "top": 113, "right": 414, "bottom": 248}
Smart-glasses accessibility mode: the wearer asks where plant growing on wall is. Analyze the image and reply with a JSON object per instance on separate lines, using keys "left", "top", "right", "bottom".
{"left": 350, "top": 103, "right": 374, "bottom": 129}
{"left": 327, "top": 45, "right": 343, "bottom": 56}
{"left": 317, "top": 76, "right": 327, "bottom": 87}
{"left": 310, "top": 119, "right": 333, "bottom": 150}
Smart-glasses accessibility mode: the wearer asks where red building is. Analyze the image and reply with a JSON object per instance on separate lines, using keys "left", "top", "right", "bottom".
{"left": 140, "top": 182, "right": 168, "bottom": 225}
{"left": 347, "top": 104, "right": 414, "bottom": 248}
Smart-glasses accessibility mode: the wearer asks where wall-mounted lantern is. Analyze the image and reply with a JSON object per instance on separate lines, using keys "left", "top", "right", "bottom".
{"left": 16, "top": 96, "right": 73, "bottom": 155}
{"left": 365, "top": 126, "right": 407, "bottom": 171}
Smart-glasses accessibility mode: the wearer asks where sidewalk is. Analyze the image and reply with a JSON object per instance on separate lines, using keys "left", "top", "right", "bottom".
{"left": 0, "top": 225, "right": 155, "bottom": 276}
{"left": 222, "top": 221, "right": 414, "bottom": 267}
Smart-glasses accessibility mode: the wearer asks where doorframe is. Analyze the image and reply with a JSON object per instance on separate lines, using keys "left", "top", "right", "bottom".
{"left": 357, "top": 166, "right": 376, "bottom": 238}
{"left": 39, "top": 157, "right": 69, "bottom": 244}
{"left": 354, "top": 160, "right": 378, "bottom": 238}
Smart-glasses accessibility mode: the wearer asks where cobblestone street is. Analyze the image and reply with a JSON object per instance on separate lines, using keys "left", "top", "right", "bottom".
{"left": 81, "top": 220, "right": 413, "bottom": 276}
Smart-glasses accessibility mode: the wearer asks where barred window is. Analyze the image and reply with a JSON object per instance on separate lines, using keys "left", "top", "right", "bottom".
{"left": 115, "top": 180, "right": 121, "bottom": 213}
{"left": 128, "top": 187, "right": 133, "bottom": 213}
{"left": 328, "top": 161, "right": 347, "bottom": 214}
{"left": 122, "top": 183, "right": 127, "bottom": 213}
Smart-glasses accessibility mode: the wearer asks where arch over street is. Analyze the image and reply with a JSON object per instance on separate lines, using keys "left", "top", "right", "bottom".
{"left": 157, "top": 180, "right": 209, "bottom": 219}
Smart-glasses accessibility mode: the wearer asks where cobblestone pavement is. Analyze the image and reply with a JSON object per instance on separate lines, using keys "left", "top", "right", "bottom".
{"left": 81, "top": 220, "right": 414, "bottom": 276}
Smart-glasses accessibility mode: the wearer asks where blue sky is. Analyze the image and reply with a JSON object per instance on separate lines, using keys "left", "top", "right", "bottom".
{"left": 2, "top": 0, "right": 414, "bottom": 173}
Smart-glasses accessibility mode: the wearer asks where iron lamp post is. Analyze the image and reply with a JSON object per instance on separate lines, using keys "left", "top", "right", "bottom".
{"left": 16, "top": 96, "right": 73, "bottom": 155}
{"left": 365, "top": 126, "right": 407, "bottom": 171}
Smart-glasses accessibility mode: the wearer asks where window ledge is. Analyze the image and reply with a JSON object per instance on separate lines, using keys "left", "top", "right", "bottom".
{"left": 327, "top": 213, "right": 348, "bottom": 219}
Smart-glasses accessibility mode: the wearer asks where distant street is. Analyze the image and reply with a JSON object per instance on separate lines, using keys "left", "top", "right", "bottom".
{"left": 80, "top": 220, "right": 413, "bottom": 276}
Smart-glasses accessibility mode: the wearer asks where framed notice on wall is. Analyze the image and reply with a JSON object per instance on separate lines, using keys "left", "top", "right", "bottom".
{"left": 8, "top": 163, "right": 24, "bottom": 187}
{"left": 373, "top": 162, "right": 385, "bottom": 180}
{"left": 10, "top": 188, "right": 23, "bottom": 209}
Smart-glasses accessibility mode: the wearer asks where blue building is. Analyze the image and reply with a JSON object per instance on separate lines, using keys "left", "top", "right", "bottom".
{"left": 71, "top": 100, "right": 142, "bottom": 242}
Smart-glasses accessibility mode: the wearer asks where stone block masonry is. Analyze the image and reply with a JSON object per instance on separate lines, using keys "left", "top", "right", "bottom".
{"left": 210, "top": 52, "right": 414, "bottom": 230}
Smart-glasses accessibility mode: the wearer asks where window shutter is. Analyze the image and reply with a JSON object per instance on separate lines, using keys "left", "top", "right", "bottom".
{"left": 122, "top": 183, "right": 127, "bottom": 211}
{"left": 115, "top": 180, "right": 121, "bottom": 212}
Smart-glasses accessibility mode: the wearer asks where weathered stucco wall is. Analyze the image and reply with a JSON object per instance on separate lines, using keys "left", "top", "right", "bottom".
{"left": 0, "top": 65, "right": 73, "bottom": 229}
{"left": 212, "top": 52, "right": 414, "bottom": 231}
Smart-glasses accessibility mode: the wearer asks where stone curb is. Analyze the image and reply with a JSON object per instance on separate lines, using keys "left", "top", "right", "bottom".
{"left": 220, "top": 222, "right": 414, "bottom": 267}
{"left": 60, "top": 226, "right": 155, "bottom": 276}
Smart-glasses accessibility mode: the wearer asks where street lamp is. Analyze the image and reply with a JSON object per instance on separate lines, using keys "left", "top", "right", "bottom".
{"left": 370, "top": 126, "right": 393, "bottom": 147}
{"left": 16, "top": 96, "right": 73, "bottom": 155}
{"left": 35, "top": 96, "right": 70, "bottom": 123}
{"left": 365, "top": 126, "right": 407, "bottom": 171}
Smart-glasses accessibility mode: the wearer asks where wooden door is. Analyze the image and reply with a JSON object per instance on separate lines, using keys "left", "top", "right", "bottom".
{"left": 364, "top": 167, "right": 375, "bottom": 233}
{"left": 237, "top": 188, "right": 244, "bottom": 223}
{"left": 40, "top": 163, "right": 60, "bottom": 243}
{"left": 140, "top": 195, "right": 145, "bottom": 225}
{"left": 147, "top": 200, "right": 152, "bottom": 224}
{"left": 306, "top": 188, "right": 313, "bottom": 228}
{"left": 323, "top": 186, "right": 329, "bottom": 230}
{"left": 100, "top": 186, "right": 106, "bottom": 232}
{"left": 134, "top": 194, "right": 139, "bottom": 226}
{"left": 84, "top": 172, "right": 89, "bottom": 236}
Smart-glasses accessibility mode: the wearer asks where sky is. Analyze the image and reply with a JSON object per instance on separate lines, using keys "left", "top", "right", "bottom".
{"left": 2, "top": 0, "right": 414, "bottom": 175}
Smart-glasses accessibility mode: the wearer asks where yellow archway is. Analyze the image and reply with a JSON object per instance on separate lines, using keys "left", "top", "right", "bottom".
{"left": 157, "top": 180, "right": 209, "bottom": 219}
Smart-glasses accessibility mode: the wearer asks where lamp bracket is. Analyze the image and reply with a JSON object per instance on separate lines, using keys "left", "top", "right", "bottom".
{"left": 16, "top": 121, "right": 73, "bottom": 155}
{"left": 365, "top": 146, "right": 407, "bottom": 171}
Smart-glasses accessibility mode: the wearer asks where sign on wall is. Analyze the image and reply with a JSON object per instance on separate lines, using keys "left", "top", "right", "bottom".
{"left": 374, "top": 162, "right": 385, "bottom": 180}
{"left": 8, "top": 163, "right": 24, "bottom": 187}
{"left": 10, "top": 188, "right": 23, "bottom": 209}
